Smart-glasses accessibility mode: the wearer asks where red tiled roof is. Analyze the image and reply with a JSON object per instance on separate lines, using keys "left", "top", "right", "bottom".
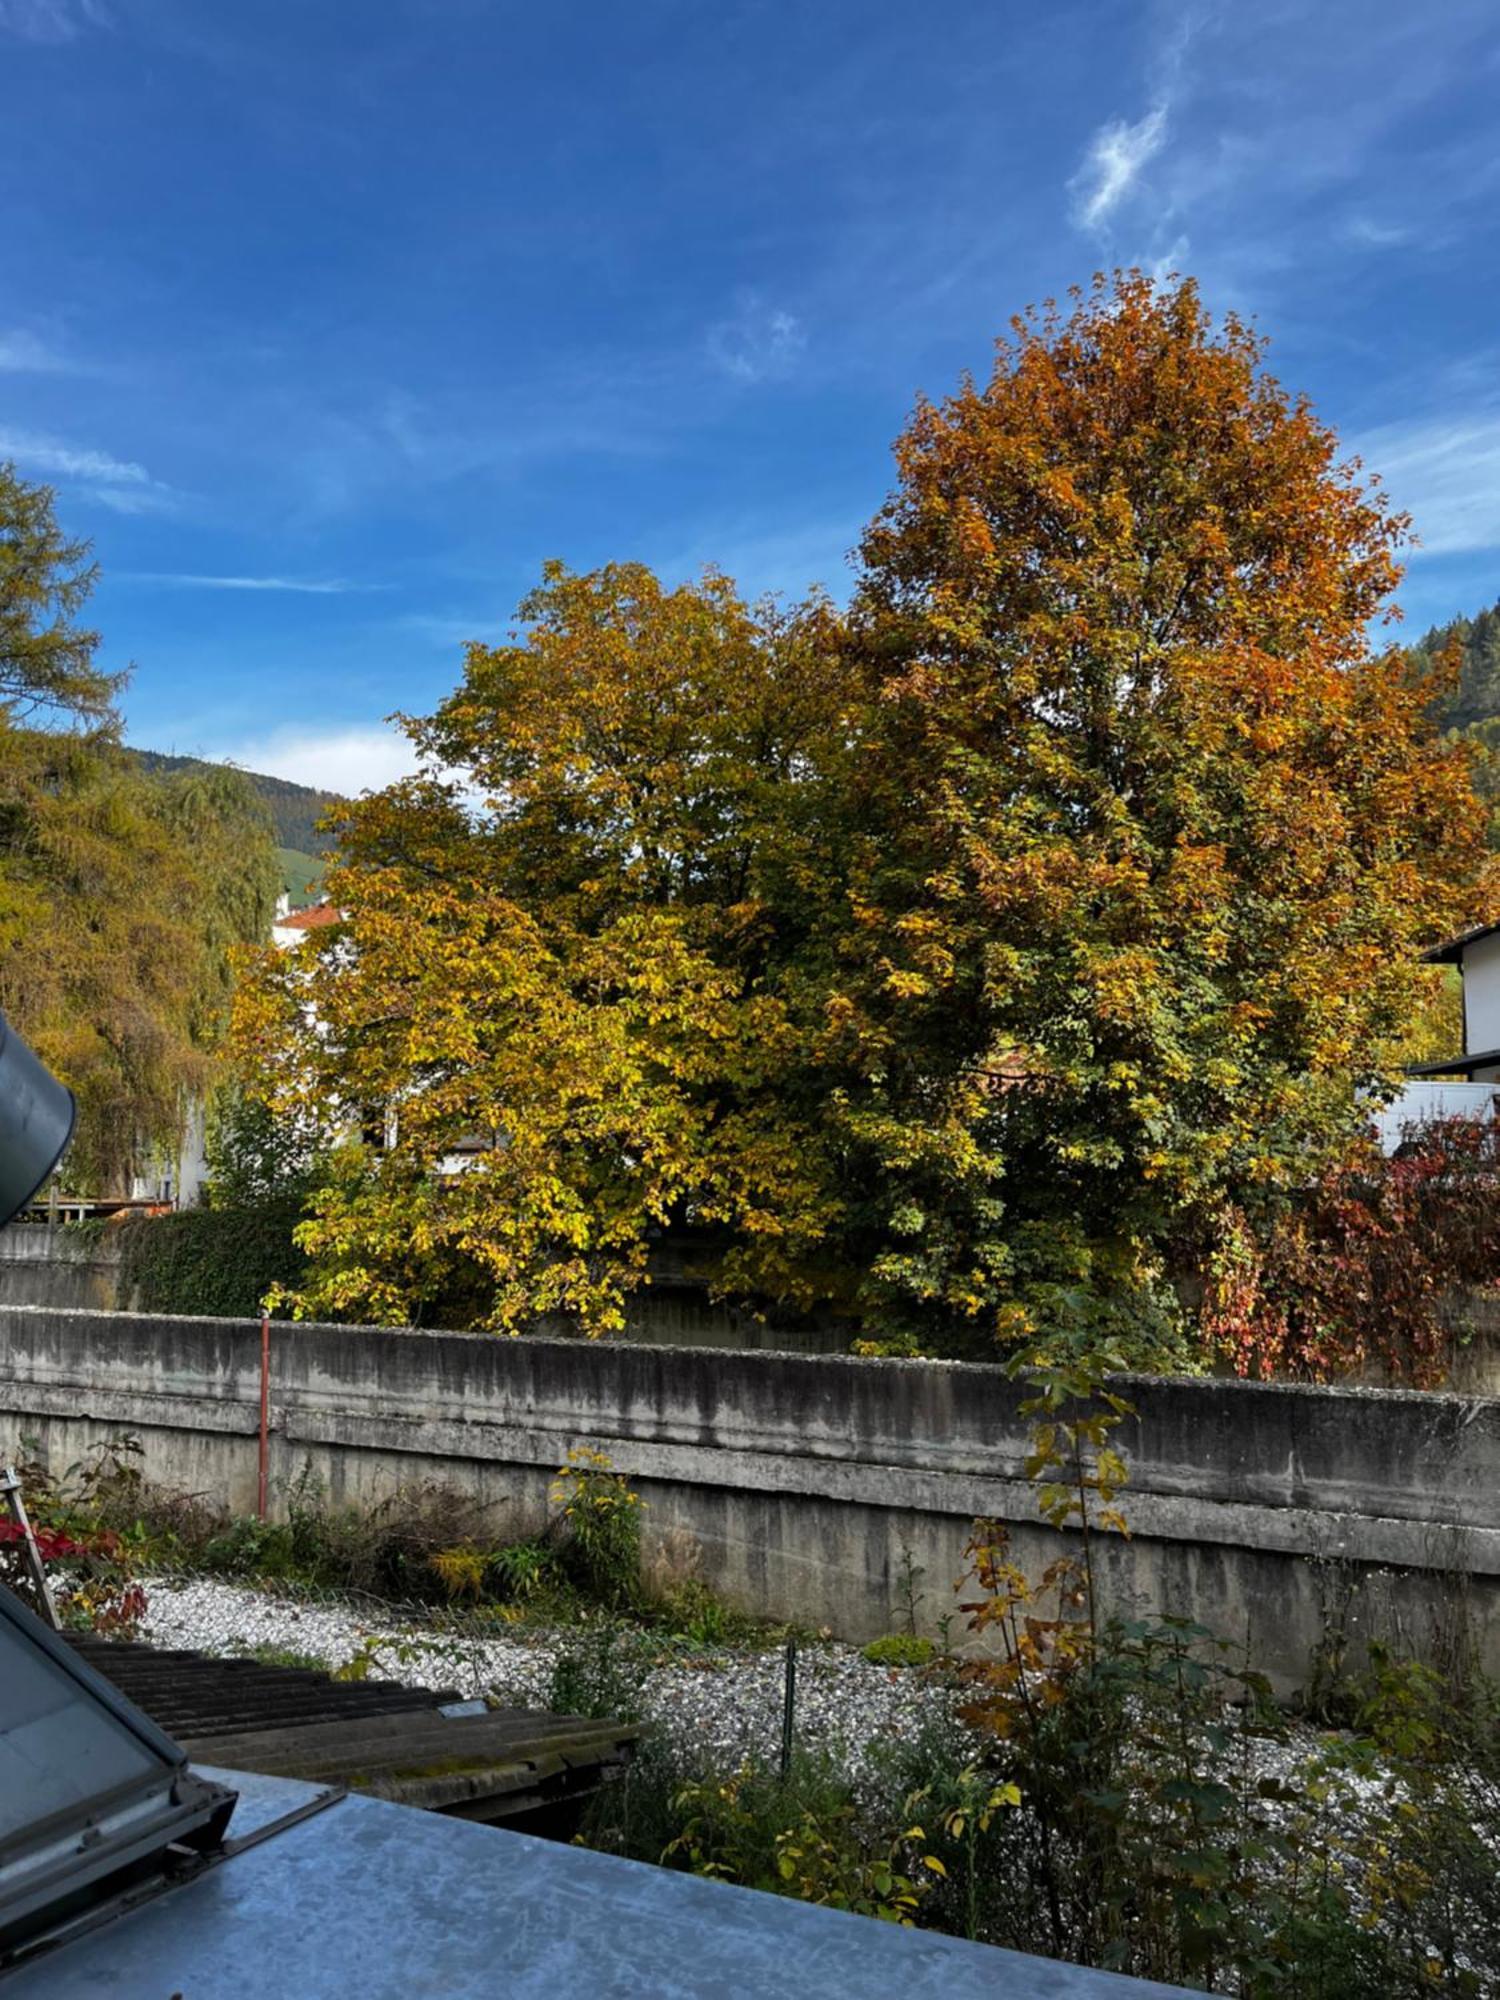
{"left": 279, "top": 901, "right": 342, "bottom": 931}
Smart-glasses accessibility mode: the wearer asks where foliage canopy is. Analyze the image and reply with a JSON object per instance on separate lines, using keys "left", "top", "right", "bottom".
{"left": 234, "top": 275, "right": 1488, "bottom": 1350}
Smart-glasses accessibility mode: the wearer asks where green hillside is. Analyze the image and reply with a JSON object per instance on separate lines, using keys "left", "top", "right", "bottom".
{"left": 129, "top": 749, "right": 344, "bottom": 853}
{"left": 277, "top": 847, "right": 325, "bottom": 907}
{"left": 1407, "top": 598, "right": 1500, "bottom": 848}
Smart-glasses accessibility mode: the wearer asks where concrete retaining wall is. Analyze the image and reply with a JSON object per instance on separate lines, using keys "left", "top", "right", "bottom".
{"left": 0, "top": 1225, "right": 129, "bottom": 1312}
{"left": 0, "top": 1222, "right": 850, "bottom": 1351}
{"left": 1, "top": 1304, "right": 1495, "bottom": 1692}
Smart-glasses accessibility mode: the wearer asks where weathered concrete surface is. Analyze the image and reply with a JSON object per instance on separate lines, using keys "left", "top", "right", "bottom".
{"left": 0, "top": 1222, "right": 851, "bottom": 1350}
{"left": 1443, "top": 1292, "right": 1500, "bottom": 1395}
{"left": 0, "top": 1223, "right": 128, "bottom": 1311}
{"left": 1, "top": 1305, "right": 1495, "bottom": 1690}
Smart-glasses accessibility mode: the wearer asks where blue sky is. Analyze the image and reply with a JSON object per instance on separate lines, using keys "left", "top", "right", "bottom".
{"left": 2, "top": 0, "right": 1499, "bottom": 793}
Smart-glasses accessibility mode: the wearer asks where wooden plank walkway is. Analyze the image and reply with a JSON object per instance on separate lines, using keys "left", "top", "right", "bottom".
{"left": 67, "top": 1635, "right": 641, "bottom": 1828}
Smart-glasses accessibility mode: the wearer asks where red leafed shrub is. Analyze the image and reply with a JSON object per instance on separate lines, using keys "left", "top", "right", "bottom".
{"left": 0, "top": 1519, "right": 87, "bottom": 1560}
{"left": 1201, "top": 1117, "right": 1500, "bottom": 1387}
{"left": 0, "top": 1439, "right": 150, "bottom": 1637}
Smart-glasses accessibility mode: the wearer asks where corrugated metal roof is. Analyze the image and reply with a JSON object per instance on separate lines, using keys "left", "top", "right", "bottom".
{"left": 65, "top": 1634, "right": 640, "bottom": 1826}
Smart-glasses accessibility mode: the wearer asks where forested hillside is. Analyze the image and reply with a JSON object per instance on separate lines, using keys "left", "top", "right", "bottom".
{"left": 1407, "top": 599, "right": 1500, "bottom": 845}
{"left": 129, "top": 749, "right": 342, "bottom": 853}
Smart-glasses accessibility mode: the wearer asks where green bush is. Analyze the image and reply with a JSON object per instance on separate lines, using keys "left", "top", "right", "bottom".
{"left": 547, "top": 1621, "right": 647, "bottom": 1722}
{"left": 116, "top": 1201, "right": 306, "bottom": 1319}
{"left": 2, "top": 1435, "right": 150, "bottom": 1636}
{"left": 243, "top": 1641, "right": 329, "bottom": 1673}
{"left": 930, "top": 1534, "right": 1499, "bottom": 1996}
{"left": 549, "top": 1447, "right": 642, "bottom": 1608}
{"left": 582, "top": 1746, "right": 945, "bottom": 1927}
{"left": 488, "top": 1539, "right": 557, "bottom": 1603}
{"left": 187, "top": 1465, "right": 497, "bottom": 1603}
{"left": 665, "top": 1760, "right": 938, "bottom": 1923}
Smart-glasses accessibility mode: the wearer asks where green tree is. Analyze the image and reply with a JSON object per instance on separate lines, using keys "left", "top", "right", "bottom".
{"left": 1408, "top": 598, "right": 1500, "bottom": 737}
{"left": 233, "top": 279, "right": 1489, "bottom": 1356}
{"left": 0, "top": 461, "right": 123, "bottom": 724}
{"left": 0, "top": 468, "right": 280, "bottom": 1190}
{"left": 1404, "top": 598, "right": 1500, "bottom": 851}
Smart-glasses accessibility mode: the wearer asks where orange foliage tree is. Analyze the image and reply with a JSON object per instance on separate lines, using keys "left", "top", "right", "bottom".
{"left": 834, "top": 272, "right": 1487, "bottom": 1353}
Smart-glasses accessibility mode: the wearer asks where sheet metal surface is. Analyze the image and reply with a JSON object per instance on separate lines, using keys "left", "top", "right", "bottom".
{"left": 7, "top": 1766, "right": 1193, "bottom": 1999}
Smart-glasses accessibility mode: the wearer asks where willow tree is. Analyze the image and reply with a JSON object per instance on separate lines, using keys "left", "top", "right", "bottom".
{"left": 836, "top": 272, "right": 1488, "bottom": 1352}
{"left": 0, "top": 467, "right": 280, "bottom": 1189}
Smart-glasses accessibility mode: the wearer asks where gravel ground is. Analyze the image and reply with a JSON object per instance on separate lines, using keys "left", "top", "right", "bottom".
{"left": 141, "top": 1575, "right": 955, "bottom": 1781}
{"left": 135, "top": 1575, "right": 1412, "bottom": 1810}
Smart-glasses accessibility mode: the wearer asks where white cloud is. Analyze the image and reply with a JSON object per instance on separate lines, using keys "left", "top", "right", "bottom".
{"left": 706, "top": 296, "right": 806, "bottom": 384}
{"left": 1070, "top": 104, "right": 1169, "bottom": 231}
{"left": 85, "top": 484, "right": 182, "bottom": 517}
{"left": 0, "top": 428, "right": 149, "bottom": 486}
{"left": 398, "top": 610, "right": 507, "bottom": 650}
{"left": 1146, "top": 232, "right": 1191, "bottom": 285}
{"left": 0, "top": 425, "right": 177, "bottom": 513}
{"left": 0, "top": 330, "right": 69, "bottom": 372}
{"left": 1356, "top": 412, "right": 1500, "bottom": 556}
{"left": 206, "top": 723, "right": 420, "bottom": 796}
{"left": 0, "top": 0, "right": 109, "bottom": 42}
{"left": 122, "top": 573, "right": 373, "bottom": 594}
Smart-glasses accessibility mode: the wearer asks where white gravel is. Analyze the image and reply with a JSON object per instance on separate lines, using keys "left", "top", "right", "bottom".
{"left": 141, "top": 1575, "right": 955, "bottom": 1781}
{"left": 133, "top": 1576, "right": 1426, "bottom": 1812}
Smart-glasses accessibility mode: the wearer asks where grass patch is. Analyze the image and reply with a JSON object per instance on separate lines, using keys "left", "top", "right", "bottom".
{"left": 861, "top": 1634, "right": 935, "bottom": 1669}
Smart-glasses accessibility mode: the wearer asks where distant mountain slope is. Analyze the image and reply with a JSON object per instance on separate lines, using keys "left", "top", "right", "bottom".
{"left": 1406, "top": 596, "right": 1500, "bottom": 849}
{"left": 1407, "top": 598, "right": 1500, "bottom": 735}
{"left": 130, "top": 749, "right": 344, "bottom": 853}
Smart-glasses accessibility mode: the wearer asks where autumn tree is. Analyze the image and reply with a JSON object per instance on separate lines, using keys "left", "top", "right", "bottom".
{"left": 234, "top": 564, "right": 857, "bottom": 1330}
{"left": 235, "top": 277, "right": 1488, "bottom": 1354}
{"left": 836, "top": 272, "right": 1487, "bottom": 1353}
{"left": 0, "top": 468, "right": 280, "bottom": 1189}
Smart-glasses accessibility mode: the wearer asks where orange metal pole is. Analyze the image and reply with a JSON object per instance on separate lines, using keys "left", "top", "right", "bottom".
{"left": 257, "top": 1311, "right": 270, "bottom": 1519}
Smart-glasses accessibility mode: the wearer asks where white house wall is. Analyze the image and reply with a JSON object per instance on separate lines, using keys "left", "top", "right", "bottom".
{"left": 1463, "top": 929, "right": 1500, "bottom": 1056}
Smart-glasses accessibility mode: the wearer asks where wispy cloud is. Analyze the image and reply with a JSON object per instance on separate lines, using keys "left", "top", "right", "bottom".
{"left": 1146, "top": 232, "right": 1192, "bottom": 285}
{"left": 1070, "top": 105, "right": 1169, "bottom": 232}
{"left": 1356, "top": 412, "right": 1500, "bottom": 556}
{"left": 87, "top": 486, "right": 181, "bottom": 517}
{"left": 652, "top": 511, "right": 860, "bottom": 603}
{"left": 706, "top": 295, "right": 807, "bottom": 384}
{"left": 204, "top": 722, "right": 419, "bottom": 795}
{"left": 0, "top": 0, "right": 109, "bottom": 43}
{"left": 121, "top": 573, "right": 377, "bottom": 595}
{"left": 0, "top": 425, "right": 177, "bottom": 513}
{"left": 0, "top": 329, "right": 71, "bottom": 372}
{"left": 0, "top": 428, "right": 148, "bottom": 486}
{"left": 1343, "top": 214, "right": 1412, "bottom": 250}
{"left": 398, "top": 610, "right": 508, "bottom": 650}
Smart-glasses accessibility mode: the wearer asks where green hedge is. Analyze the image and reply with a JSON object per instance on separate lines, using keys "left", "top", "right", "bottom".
{"left": 116, "top": 1202, "right": 305, "bottom": 1319}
